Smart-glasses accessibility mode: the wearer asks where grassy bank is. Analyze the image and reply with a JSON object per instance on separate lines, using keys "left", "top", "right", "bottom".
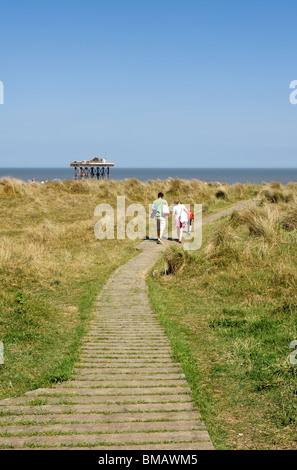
{"left": 0, "top": 178, "right": 140, "bottom": 401}
{"left": 148, "top": 182, "right": 297, "bottom": 449}
{"left": 0, "top": 176, "right": 262, "bottom": 401}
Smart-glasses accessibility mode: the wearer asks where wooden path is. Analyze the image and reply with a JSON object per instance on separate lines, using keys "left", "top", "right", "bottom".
{"left": 0, "top": 199, "right": 256, "bottom": 450}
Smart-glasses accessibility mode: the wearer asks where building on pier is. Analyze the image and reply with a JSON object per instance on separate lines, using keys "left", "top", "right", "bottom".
{"left": 70, "top": 157, "right": 114, "bottom": 180}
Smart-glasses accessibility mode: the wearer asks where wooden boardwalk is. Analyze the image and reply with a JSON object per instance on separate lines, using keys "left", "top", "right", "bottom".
{"left": 0, "top": 199, "right": 256, "bottom": 450}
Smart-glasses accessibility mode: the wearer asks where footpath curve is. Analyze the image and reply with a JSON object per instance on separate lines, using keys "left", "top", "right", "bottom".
{"left": 0, "top": 199, "right": 256, "bottom": 450}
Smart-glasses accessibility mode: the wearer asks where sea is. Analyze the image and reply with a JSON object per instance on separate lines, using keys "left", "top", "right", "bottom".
{"left": 0, "top": 168, "right": 297, "bottom": 185}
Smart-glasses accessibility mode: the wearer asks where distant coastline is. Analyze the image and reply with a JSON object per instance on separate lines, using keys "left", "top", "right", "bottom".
{"left": 0, "top": 168, "right": 297, "bottom": 185}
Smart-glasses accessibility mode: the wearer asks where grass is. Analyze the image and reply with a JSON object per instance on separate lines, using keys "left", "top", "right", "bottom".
{"left": 0, "top": 178, "right": 138, "bottom": 401}
{"left": 148, "top": 182, "right": 297, "bottom": 450}
{"left": 2, "top": 176, "right": 294, "bottom": 449}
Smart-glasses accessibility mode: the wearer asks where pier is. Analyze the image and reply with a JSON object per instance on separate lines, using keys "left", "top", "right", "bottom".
{"left": 70, "top": 158, "right": 114, "bottom": 180}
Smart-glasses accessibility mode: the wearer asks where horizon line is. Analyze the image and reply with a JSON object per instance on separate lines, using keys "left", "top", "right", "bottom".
{"left": 1, "top": 167, "right": 297, "bottom": 170}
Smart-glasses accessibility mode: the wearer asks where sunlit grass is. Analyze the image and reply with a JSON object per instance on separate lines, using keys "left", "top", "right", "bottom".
{"left": 148, "top": 182, "right": 297, "bottom": 450}
{"left": 0, "top": 176, "right": 275, "bottom": 406}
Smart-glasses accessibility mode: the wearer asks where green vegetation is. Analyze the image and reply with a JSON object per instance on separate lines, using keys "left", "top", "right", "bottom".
{"left": 0, "top": 176, "right": 261, "bottom": 402}
{"left": 148, "top": 182, "right": 297, "bottom": 449}
{"left": 0, "top": 178, "right": 138, "bottom": 400}
{"left": 3, "top": 175, "right": 294, "bottom": 450}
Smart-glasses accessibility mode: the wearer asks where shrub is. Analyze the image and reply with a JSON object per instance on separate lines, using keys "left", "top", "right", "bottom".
{"left": 269, "top": 181, "right": 282, "bottom": 190}
{"left": 164, "top": 246, "right": 188, "bottom": 274}
{"left": 259, "top": 188, "right": 284, "bottom": 204}
{"left": 0, "top": 177, "right": 37, "bottom": 197}
{"left": 230, "top": 183, "right": 246, "bottom": 200}
{"left": 230, "top": 205, "right": 281, "bottom": 242}
{"left": 205, "top": 221, "right": 239, "bottom": 259}
{"left": 215, "top": 187, "right": 229, "bottom": 200}
{"left": 283, "top": 191, "right": 295, "bottom": 203}
{"left": 281, "top": 200, "right": 297, "bottom": 231}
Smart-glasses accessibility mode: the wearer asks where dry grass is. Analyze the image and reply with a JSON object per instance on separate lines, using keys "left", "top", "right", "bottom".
{"left": 149, "top": 181, "right": 297, "bottom": 449}
{"left": 0, "top": 176, "right": 261, "bottom": 206}
{"left": 230, "top": 205, "right": 281, "bottom": 242}
{"left": 164, "top": 246, "right": 188, "bottom": 275}
{"left": 0, "top": 179, "right": 139, "bottom": 400}
{"left": 215, "top": 187, "right": 229, "bottom": 200}
{"left": 0, "top": 175, "right": 261, "bottom": 401}
{"left": 205, "top": 221, "right": 240, "bottom": 260}
{"left": 280, "top": 199, "right": 297, "bottom": 231}
{"left": 0, "top": 176, "right": 292, "bottom": 406}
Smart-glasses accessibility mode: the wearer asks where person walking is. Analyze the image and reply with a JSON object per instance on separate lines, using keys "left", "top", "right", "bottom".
{"left": 152, "top": 192, "right": 169, "bottom": 244}
{"left": 187, "top": 206, "right": 194, "bottom": 233}
{"left": 172, "top": 198, "right": 188, "bottom": 243}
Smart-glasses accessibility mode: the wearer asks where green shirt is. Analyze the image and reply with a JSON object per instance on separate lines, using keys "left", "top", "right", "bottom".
{"left": 153, "top": 198, "right": 168, "bottom": 217}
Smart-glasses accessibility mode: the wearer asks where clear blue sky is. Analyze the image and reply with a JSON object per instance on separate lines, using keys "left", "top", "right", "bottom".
{"left": 0, "top": 0, "right": 297, "bottom": 168}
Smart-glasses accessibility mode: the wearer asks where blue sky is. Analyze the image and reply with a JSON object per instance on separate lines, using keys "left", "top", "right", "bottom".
{"left": 0, "top": 0, "right": 297, "bottom": 168}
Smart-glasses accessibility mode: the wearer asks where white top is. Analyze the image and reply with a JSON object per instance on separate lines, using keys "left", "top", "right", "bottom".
{"left": 173, "top": 204, "right": 188, "bottom": 218}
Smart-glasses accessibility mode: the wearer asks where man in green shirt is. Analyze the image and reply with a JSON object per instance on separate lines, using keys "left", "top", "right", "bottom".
{"left": 152, "top": 192, "right": 168, "bottom": 244}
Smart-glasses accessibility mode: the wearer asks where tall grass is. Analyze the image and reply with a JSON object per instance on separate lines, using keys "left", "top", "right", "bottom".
{"left": 0, "top": 175, "right": 261, "bottom": 401}
{"left": 0, "top": 179, "right": 139, "bottom": 400}
{"left": 148, "top": 181, "right": 297, "bottom": 449}
{"left": 0, "top": 176, "right": 261, "bottom": 205}
{"left": 0, "top": 176, "right": 293, "bottom": 406}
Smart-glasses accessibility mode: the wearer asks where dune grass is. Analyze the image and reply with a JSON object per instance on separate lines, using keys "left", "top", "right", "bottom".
{"left": 148, "top": 182, "right": 297, "bottom": 449}
{"left": 0, "top": 176, "right": 263, "bottom": 401}
{"left": 0, "top": 178, "right": 140, "bottom": 400}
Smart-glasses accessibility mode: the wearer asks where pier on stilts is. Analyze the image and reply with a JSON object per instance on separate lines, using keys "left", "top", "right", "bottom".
{"left": 70, "top": 158, "right": 114, "bottom": 180}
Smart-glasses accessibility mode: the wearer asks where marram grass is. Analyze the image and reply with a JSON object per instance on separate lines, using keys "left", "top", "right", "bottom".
{"left": 148, "top": 185, "right": 297, "bottom": 450}
{"left": 1, "top": 177, "right": 296, "bottom": 450}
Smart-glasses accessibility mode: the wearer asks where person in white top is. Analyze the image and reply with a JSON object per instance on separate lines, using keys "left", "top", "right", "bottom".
{"left": 172, "top": 198, "right": 189, "bottom": 243}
